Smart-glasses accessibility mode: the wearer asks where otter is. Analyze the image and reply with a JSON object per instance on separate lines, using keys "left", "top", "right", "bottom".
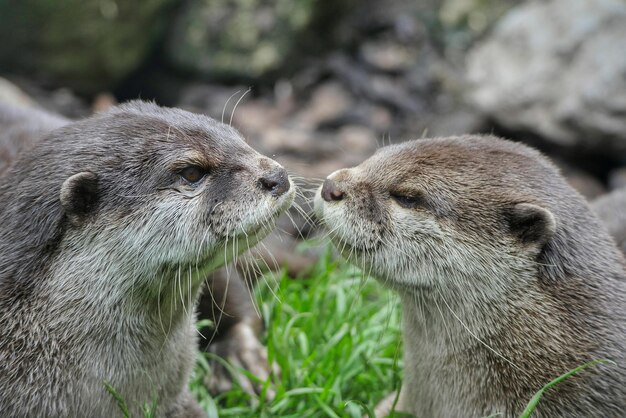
{"left": 0, "top": 101, "right": 294, "bottom": 417}
{"left": 314, "top": 135, "right": 626, "bottom": 417}
{"left": 0, "top": 101, "right": 279, "bottom": 398}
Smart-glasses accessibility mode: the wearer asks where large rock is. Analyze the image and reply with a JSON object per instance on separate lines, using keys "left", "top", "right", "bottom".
{"left": 466, "top": 0, "right": 626, "bottom": 159}
{"left": 0, "top": 0, "right": 178, "bottom": 94}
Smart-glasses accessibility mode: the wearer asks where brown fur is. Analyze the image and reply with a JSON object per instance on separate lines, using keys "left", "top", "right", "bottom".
{"left": 315, "top": 135, "right": 626, "bottom": 417}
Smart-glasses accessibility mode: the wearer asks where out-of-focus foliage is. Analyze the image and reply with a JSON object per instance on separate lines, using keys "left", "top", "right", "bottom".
{"left": 440, "top": 0, "right": 520, "bottom": 35}
{"left": 165, "top": 0, "right": 359, "bottom": 81}
{"left": 0, "top": 0, "right": 178, "bottom": 94}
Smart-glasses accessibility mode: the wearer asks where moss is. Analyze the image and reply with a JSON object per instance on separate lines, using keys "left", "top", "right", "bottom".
{"left": 165, "top": 0, "right": 320, "bottom": 80}
{"left": 0, "top": 0, "right": 178, "bottom": 94}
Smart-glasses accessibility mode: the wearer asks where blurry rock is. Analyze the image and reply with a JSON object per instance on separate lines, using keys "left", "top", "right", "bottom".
{"left": 360, "top": 41, "right": 416, "bottom": 73}
{"left": 398, "top": 88, "right": 486, "bottom": 141}
{"left": 12, "top": 81, "right": 90, "bottom": 119}
{"left": 370, "top": 106, "right": 393, "bottom": 132}
{"left": 338, "top": 125, "right": 377, "bottom": 154}
{"left": 177, "top": 83, "right": 253, "bottom": 120}
{"left": 563, "top": 172, "right": 606, "bottom": 200}
{"left": 591, "top": 187, "right": 626, "bottom": 254}
{"left": 0, "top": 78, "right": 35, "bottom": 108}
{"left": 231, "top": 101, "right": 285, "bottom": 134}
{"left": 263, "top": 127, "right": 315, "bottom": 155}
{"left": 0, "top": 0, "right": 178, "bottom": 94}
{"left": 0, "top": 77, "right": 89, "bottom": 118}
{"left": 327, "top": 54, "right": 421, "bottom": 115}
{"left": 92, "top": 93, "right": 117, "bottom": 113}
{"left": 296, "top": 82, "right": 353, "bottom": 129}
{"left": 608, "top": 168, "right": 626, "bottom": 191}
{"left": 467, "top": 0, "right": 626, "bottom": 158}
{"left": 0, "top": 102, "right": 68, "bottom": 175}
{"left": 551, "top": 158, "right": 606, "bottom": 199}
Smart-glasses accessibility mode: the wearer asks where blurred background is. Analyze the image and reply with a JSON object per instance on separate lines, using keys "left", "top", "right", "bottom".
{"left": 1, "top": 0, "right": 625, "bottom": 271}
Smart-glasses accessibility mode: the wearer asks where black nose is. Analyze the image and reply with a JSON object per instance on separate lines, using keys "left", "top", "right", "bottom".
{"left": 259, "top": 168, "right": 290, "bottom": 197}
{"left": 321, "top": 179, "right": 345, "bottom": 202}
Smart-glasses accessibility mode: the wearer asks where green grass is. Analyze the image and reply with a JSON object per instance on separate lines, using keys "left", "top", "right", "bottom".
{"left": 107, "top": 246, "right": 613, "bottom": 417}
{"left": 518, "top": 359, "right": 615, "bottom": 418}
{"left": 189, "top": 247, "right": 404, "bottom": 417}
{"left": 104, "top": 381, "right": 158, "bottom": 418}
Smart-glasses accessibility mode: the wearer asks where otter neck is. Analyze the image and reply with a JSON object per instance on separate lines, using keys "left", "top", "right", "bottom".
{"left": 44, "top": 245, "right": 205, "bottom": 332}
{"left": 397, "top": 270, "right": 539, "bottom": 351}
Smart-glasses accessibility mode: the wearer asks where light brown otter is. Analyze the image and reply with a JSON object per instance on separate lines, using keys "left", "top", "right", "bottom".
{"left": 314, "top": 135, "right": 626, "bottom": 417}
{"left": 0, "top": 101, "right": 294, "bottom": 417}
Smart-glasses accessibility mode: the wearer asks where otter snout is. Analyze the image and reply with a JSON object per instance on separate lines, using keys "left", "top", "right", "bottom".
{"left": 321, "top": 179, "right": 345, "bottom": 202}
{"left": 259, "top": 167, "right": 290, "bottom": 197}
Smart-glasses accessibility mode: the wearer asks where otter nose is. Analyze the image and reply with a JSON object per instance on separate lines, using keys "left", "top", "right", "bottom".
{"left": 321, "top": 179, "right": 345, "bottom": 202}
{"left": 259, "top": 168, "right": 290, "bottom": 197}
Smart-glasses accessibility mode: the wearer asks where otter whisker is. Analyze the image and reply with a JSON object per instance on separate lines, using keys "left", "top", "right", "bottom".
{"left": 290, "top": 201, "right": 317, "bottom": 228}
{"left": 431, "top": 286, "right": 459, "bottom": 359}
{"left": 211, "top": 268, "right": 232, "bottom": 345}
{"left": 289, "top": 174, "right": 325, "bottom": 183}
{"left": 194, "top": 229, "right": 211, "bottom": 266}
{"left": 229, "top": 87, "right": 251, "bottom": 126}
{"left": 435, "top": 287, "right": 522, "bottom": 372}
{"left": 282, "top": 210, "right": 300, "bottom": 234}
{"left": 177, "top": 265, "right": 189, "bottom": 319}
{"left": 221, "top": 89, "right": 243, "bottom": 124}
{"left": 222, "top": 221, "right": 232, "bottom": 277}
{"left": 241, "top": 237, "right": 262, "bottom": 318}
{"left": 157, "top": 269, "right": 168, "bottom": 340}
{"left": 188, "top": 266, "right": 193, "bottom": 319}
{"left": 255, "top": 241, "right": 282, "bottom": 304}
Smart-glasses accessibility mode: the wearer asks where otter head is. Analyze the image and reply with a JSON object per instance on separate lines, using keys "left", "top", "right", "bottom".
{"left": 314, "top": 136, "right": 561, "bottom": 295}
{"left": 0, "top": 101, "right": 294, "bottom": 303}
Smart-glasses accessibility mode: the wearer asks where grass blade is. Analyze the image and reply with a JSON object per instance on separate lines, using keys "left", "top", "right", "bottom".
{"left": 104, "top": 381, "right": 131, "bottom": 418}
{"left": 519, "top": 359, "right": 615, "bottom": 418}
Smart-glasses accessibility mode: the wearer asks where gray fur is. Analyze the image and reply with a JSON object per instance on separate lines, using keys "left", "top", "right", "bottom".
{"left": 0, "top": 101, "right": 294, "bottom": 417}
{"left": 315, "top": 135, "right": 626, "bottom": 417}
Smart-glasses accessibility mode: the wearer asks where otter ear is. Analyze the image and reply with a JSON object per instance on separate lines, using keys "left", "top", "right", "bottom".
{"left": 505, "top": 203, "right": 556, "bottom": 247}
{"left": 60, "top": 171, "right": 99, "bottom": 226}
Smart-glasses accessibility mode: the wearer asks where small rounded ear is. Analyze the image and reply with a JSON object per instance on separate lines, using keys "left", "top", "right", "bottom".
{"left": 60, "top": 171, "right": 99, "bottom": 226}
{"left": 505, "top": 203, "right": 556, "bottom": 247}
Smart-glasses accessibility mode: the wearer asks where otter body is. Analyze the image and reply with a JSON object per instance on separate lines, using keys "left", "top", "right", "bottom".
{"left": 315, "top": 135, "right": 626, "bottom": 417}
{"left": 0, "top": 101, "right": 294, "bottom": 417}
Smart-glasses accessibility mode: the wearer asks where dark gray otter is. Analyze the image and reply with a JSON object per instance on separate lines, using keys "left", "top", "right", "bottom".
{"left": 314, "top": 135, "right": 626, "bottom": 417}
{"left": 0, "top": 101, "right": 294, "bottom": 417}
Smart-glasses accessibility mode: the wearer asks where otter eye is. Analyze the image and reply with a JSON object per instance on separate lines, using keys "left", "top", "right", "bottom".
{"left": 391, "top": 192, "right": 426, "bottom": 209}
{"left": 179, "top": 165, "right": 207, "bottom": 184}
